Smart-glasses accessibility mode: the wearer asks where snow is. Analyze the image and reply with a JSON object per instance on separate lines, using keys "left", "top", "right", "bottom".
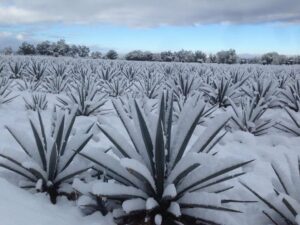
{"left": 162, "top": 183, "right": 177, "bottom": 199}
{"left": 168, "top": 202, "right": 181, "bottom": 217}
{"left": 92, "top": 182, "right": 147, "bottom": 199}
{"left": 154, "top": 214, "right": 162, "bottom": 225}
{"left": 146, "top": 197, "right": 159, "bottom": 210}
{"left": 120, "top": 158, "right": 156, "bottom": 191}
{"left": 1, "top": 57, "right": 300, "bottom": 225}
{"left": 122, "top": 198, "right": 146, "bottom": 213}
{"left": 0, "top": 178, "right": 115, "bottom": 225}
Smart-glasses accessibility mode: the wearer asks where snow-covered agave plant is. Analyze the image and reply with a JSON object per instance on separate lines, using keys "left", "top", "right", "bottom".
{"left": 0, "top": 108, "right": 93, "bottom": 204}
{"left": 102, "top": 77, "right": 131, "bottom": 97}
{"left": 17, "top": 77, "right": 44, "bottom": 92}
{"left": 0, "top": 76, "right": 18, "bottom": 105}
{"left": 79, "top": 93, "right": 253, "bottom": 225}
{"left": 275, "top": 107, "right": 300, "bottom": 136}
{"left": 134, "top": 70, "right": 164, "bottom": 99}
{"left": 242, "top": 154, "right": 300, "bottom": 225}
{"left": 25, "top": 59, "right": 47, "bottom": 81}
{"left": 201, "top": 76, "right": 247, "bottom": 108}
{"left": 43, "top": 63, "right": 70, "bottom": 94}
{"left": 242, "top": 77, "right": 279, "bottom": 108}
{"left": 279, "top": 79, "right": 300, "bottom": 112}
{"left": 97, "top": 66, "right": 120, "bottom": 82}
{"left": 23, "top": 93, "right": 48, "bottom": 111}
{"left": 173, "top": 93, "right": 216, "bottom": 125}
{"left": 229, "top": 98, "right": 274, "bottom": 136}
{"left": 168, "top": 72, "right": 201, "bottom": 102}
{"left": 8, "top": 61, "right": 25, "bottom": 79}
{"left": 121, "top": 65, "right": 140, "bottom": 82}
{"left": 57, "top": 76, "right": 108, "bottom": 116}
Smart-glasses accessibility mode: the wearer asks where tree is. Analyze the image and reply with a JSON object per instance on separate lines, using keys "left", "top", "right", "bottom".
{"left": 208, "top": 54, "right": 217, "bottom": 63}
{"left": 175, "top": 50, "right": 195, "bottom": 62}
{"left": 36, "top": 41, "right": 52, "bottom": 55}
{"left": 91, "top": 51, "right": 102, "bottom": 59}
{"left": 125, "top": 50, "right": 153, "bottom": 61}
{"left": 18, "top": 42, "right": 36, "bottom": 55}
{"left": 161, "top": 51, "right": 174, "bottom": 62}
{"left": 261, "top": 52, "right": 279, "bottom": 65}
{"left": 77, "top": 45, "right": 90, "bottom": 57}
{"left": 106, "top": 50, "right": 118, "bottom": 60}
{"left": 68, "top": 45, "right": 79, "bottom": 57}
{"left": 217, "top": 49, "right": 237, "bottom": 64}
{"left": 54, "top": 39, "right": 70, "bottom": 56}
{"left": 2, "top": 47, "right": 13, "bottom": 55}
{"left": 195, "top": 50, "right": 206, "bottom": 63}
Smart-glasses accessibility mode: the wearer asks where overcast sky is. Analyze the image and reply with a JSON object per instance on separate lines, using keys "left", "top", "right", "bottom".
{"left": 0, "top": 0, "right": 299, "bottom": 54}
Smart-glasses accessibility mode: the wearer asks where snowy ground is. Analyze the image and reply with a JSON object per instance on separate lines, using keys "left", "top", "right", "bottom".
{"left": 0, "top": 89, "right": 299, "bottom": 225}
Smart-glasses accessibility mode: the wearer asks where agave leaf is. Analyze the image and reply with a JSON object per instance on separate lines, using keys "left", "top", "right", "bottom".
{"left": 241, "top": 182, "right": 294, "bottom": 224}
{"left": 29, "top": 119, "right": 47, "bottom": 171}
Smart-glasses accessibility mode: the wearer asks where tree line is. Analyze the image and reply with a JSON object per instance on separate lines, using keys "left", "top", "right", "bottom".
{"left": 1, "top": 39, "right": 300, "bottom": 65}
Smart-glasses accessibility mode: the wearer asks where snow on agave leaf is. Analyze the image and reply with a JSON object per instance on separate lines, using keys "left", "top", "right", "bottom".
{"left": 242, "top": 154, "right": 300, "bottom": 225}
{"left": 0, "top": 107, "right": 93, "bottom": 204}
{"left": 80, "top": 91, "right": 253, "bottom": 225}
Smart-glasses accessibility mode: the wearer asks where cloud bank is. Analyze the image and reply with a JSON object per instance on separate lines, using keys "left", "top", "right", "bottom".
{"left": 0, "top": 0, "right": 299, "bottom": 27}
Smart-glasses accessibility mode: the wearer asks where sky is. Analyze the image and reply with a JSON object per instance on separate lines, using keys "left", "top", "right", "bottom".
{"left": 0, "top": 0, "right": 299, "bottom": 55}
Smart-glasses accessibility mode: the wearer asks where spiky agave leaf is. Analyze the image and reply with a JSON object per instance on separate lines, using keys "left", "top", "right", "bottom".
{"left": 0, "top": 77, "right": 18, "bottom": 105}
{"left": 0, "top": 108, "right": 93, "bottom": 204}
{"left": 24, "top": 93, "right": 48, "bottom": 111}
{"left": 80, "top": 92, "right": 253, "bottom": 224}
{"left": 275, "top": 107, "right": 300, "bottom": 136}
{"left": 229, "top": 97, "right": 274, "bottom": 136}
{"left": 57, "top": 75, "right": 108, "bottom": 116}
{"left": 279, "top": 80, "right": 300, "bottom": 112}
{"left": 241, "top": 154, "right": 300, "bottom": 225}
{"left": 201, "top": 75, "right": 247, "bottom": 108}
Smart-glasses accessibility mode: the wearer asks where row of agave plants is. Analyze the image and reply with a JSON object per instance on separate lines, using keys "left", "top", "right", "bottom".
{"left": 0, "top": 56, "right": 299, "bottom": 224}
{"left": 1, "top": 56, "right": 300, "bottom": 137}
{"left": 0, "top": 91, "right": 300, "bottom": 225}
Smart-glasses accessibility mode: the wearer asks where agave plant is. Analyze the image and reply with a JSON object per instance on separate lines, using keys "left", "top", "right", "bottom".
{"left": 0, "top": 77, "right": 18, "bottom": 105}
{"left": 73, "top": 175, "right": 114, "bottom": 216}
{"left": 79, "top": 93, "right": 253, "bottom": 225}
{"left": 201, "top": 76, "right": 247, "bottom": 108}
{"left": 102, "top": 77, "right": 131, "bottom": 97}
{"left": 0, "top": 60, "right": 5, "bottom": 75}
{"left": 17, "top": 77, "right": 43, "bottom": 92}
{"left": 24, "top": 93, "right": 48, "bottom": 111}
{"left": 242, "top": 77, "right": 279, "bottom": 108}
{"left": 0, "top": 108, "right": 93, "bottom": 204}
{"left": 57, "top": 76, "right": 108, "bottom": 116}
{"left": 229, "top": 98, "right": 274, "bottom": 136}
{"left": 241, "top": 154, "right": 300, "bottom": 225}
{"left": 173, "top": 94, "right": 216, "bottom": 125}
{"left": 43, "top": 63, "right": 70, "bottom": 94}
{"left": 8, "top": 61, "right": 25, "bottom": 79}
{"left": 122, "top": 65, "right": 140, "bottom": 82}
{"left": 134, "top": 70, "right": 164, "bottom": 99}
{"left": 97, "top": 66, "right": 120, "bottom": 82}
{"left": 168, "top": 72, "right": 201, "bottom": 102}
{"left": 279, "top": 80, "right": 300, "bottom": 112}
{"left": 275, "top": 107, "right": 300, "bottom": 136}
{"left": 25, "top": 59, "right": 47, "bottom": 81}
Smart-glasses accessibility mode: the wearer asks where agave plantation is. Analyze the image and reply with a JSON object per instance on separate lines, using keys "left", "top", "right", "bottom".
{"left": 0, "top": 55, "right": 300, "bottom": 225}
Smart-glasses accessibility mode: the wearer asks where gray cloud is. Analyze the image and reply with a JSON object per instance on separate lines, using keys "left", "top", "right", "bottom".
{"left": 0, "top": 0, "right": 300, "bottom": 27}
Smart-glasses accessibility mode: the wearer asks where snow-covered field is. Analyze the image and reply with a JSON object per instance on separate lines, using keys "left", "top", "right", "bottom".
{"left": 0, "top": 55, "right": 300, "bottom": 225}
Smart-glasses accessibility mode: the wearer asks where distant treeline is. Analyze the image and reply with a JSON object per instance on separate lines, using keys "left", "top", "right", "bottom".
{"left": 1, "top": 39, "right": 299, "bottom": 65}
